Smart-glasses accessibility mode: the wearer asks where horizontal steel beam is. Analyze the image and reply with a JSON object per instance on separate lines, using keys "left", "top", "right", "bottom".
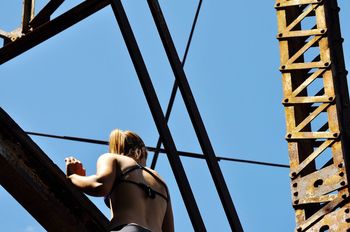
{"left": 0, "top": 0, "right": 110, "bottom": 65}
{"left": 26, "top": 131, "right": 290, "bottom": 168}
{"left": 0, "top": 108, "right": 109, "bottom": 231}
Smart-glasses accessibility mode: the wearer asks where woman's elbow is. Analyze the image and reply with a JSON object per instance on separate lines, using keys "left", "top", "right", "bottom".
{"left": 70, "top": 174, "right": 113, "bottom": 196}
{"left": 84, "top": 182, "right": 104, "bottom": 196}
{"left": 88, "top": 177, "right": 113, "bottom": 196}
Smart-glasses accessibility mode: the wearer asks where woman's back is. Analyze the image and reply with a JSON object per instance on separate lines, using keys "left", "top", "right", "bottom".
{"left": 108, "top": 155, "right": 170, "bottom": 232}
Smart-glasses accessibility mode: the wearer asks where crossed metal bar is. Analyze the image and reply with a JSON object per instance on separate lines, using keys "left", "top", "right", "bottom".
{"left": 26, "top": 131, "right": 290, "bottom": 168}
{"left": 150, "top": 0, "right": 203, "bottom": 170}
{"left": 0, "top": 0, "right": 243, "bottom": 231}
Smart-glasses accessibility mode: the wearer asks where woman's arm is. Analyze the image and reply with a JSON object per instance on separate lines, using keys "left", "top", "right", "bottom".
{"left": 65, "top": 153, "right": 117, "bottom": 196}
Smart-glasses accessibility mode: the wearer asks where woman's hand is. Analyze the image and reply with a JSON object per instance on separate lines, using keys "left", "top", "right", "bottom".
{"left": 63, "top": 153, "right": 116, "bottom": 196}
{"left": 65, "top": 156, "right": 86, "bottom": 177}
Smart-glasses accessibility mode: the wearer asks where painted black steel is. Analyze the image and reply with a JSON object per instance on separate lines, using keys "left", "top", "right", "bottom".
{"left": 146, "top": 0, "right": 243, "bottom": 231}
{"left": 26, "top": 131, "right": 290, "bottom": 168}
{"left": 27, "top": 131, "right": 109, "bottom": 145}
{"left": 109, "top": 0, "right": 206, "bottom": 230}
{"left": 0, "top": 0, "right": 109, "bottom": 65}
{"left": 30, "top": 0, "right": 65, "bottom": 28}
{"left": 150, "top": 0, "right": 203, "bottom": 169}
{"left": 22, "top": 0, "right": 34, "bottom": 33}
{"left": 0, "top": 0, "right": 244, "bottom": 230}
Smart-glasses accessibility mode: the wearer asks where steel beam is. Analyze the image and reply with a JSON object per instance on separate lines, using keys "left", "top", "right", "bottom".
{"left": 145, "top": 1, "right": 243, "bottom": 231}
{"left": 150, "top": 0, "right": 203, "bottom": 169}
{"left": 325, "top": 0, "right": 350, "bottom": 169}
{"left": 0, "top": 108, "right": 109, "bottom": 232}
{"left": 21, "top": 0, "right": 35, "bottom": 33}
{"left": 276, "top": 0, "right": 350, "bottom": 230}
{"left": 29, "top": 0, "right": 65, "bottom": 29}
{"left": 26, "top": 131, "right": 290, "bottom": 168}
{"left": 0, "top": 0, "right": 110, "bottom": 65}
{"left": 109, "top": 0, "right": 206, "bottom": 230}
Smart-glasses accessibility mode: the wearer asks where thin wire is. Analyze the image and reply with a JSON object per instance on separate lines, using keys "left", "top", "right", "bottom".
{"left": 150, "top": 0, "right": 203, "bottom": 169}
{"left": 26, "top": 131, "right": 290, "bottom": 168}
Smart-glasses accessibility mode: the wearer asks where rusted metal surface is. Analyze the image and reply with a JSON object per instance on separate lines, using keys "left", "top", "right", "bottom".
{"left": 0, "top": 108, "right": 109, "bottom": 232}
{"left": 0, "top": 0, "right": 35, "bottom": 44}
{"left": 29, "top": 0, "right": 65, "bottom": 29}
{"left": 0, "top": 0, "right": 109, "bottom": 64}
{"left": 276, "top": 0, "right": 350, "bottom": 230}
{"left": 0, "top": 28, "right": 22, "bottom": 45}
{"left": 21, "top": 0, "right": 35, "bottom": 33}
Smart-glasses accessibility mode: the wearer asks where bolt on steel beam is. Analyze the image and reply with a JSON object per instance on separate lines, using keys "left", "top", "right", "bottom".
{"left": 0, "top": 0, "right": 110, "bottom": 65}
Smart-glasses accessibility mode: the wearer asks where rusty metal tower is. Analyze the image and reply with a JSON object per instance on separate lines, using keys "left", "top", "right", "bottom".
{"left": 276, "top": 0, "right": 350, "bottom": 230}
{"left": 0, "top": 0, "right": 349, "bottom": 231}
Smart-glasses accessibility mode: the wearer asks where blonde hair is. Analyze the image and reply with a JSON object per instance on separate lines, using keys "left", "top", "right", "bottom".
{"left": 109, "top": 129, "right": 147, "bottom": 162}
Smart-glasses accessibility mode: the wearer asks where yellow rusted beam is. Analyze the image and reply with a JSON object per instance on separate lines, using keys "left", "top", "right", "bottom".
{"left": 276, "top": 0, "right": 350, "bottom": 231}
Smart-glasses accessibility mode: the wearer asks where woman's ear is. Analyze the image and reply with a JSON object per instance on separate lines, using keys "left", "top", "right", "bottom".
{"left": 135, "top": 148, "right": 142, "bottom": 161}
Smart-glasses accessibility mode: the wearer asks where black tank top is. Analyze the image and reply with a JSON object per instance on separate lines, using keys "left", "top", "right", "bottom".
{"left": 104, "top": 164, "right": 169, "bottom": 207}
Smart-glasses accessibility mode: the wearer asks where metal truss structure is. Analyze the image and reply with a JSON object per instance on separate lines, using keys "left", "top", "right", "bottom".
{"left": 0, "top": 108, "right": 109, "bottom": 231}
{"left": 0, "top": 0, "right": 243, "bottom": 231}
{"left": 1, "top": 0, "right": 349, "bottom": 231}
{"left": 276, "top": 0, "right": 350, "bottom": 231}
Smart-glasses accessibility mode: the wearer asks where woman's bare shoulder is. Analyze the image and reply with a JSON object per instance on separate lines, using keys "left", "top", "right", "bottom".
{"left": 98, "top": 153, "right": 117, "bottom": 161}
{"left": 96, "top": 153, "right": 119, "bottom": 168}
{"left": 98, "top": 153, "right": 129, "bottom": 161}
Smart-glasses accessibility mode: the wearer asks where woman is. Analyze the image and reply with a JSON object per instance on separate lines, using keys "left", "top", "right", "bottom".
{"left": 65, "top": 129, "right": 174, "bottom": 232}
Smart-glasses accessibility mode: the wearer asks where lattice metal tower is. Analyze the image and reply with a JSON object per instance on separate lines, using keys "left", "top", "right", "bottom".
{"left": 0, "top": 0, "right": 349, "bottom": 231}
{"left": 276, "top": 0, "right": 350, "bottom": 230}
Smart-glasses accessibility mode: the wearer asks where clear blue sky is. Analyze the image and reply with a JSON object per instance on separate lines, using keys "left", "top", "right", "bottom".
{"left": 0, "top": 1, "right": 349, "bottom": 231}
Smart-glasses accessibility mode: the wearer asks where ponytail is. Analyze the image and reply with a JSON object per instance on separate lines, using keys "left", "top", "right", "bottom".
{"left": 109, "top": 129, "right": 148, "bottom": 162}
{"left": 109, "top": 129, "right": 126, "bottom": 154}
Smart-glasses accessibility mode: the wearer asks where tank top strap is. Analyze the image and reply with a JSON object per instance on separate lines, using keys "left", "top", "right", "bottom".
{"left": 119, "top": 163, "right": 143, "bottom": 178}
{"left": 138, "top": 165, "right": 169, "bottom": 201}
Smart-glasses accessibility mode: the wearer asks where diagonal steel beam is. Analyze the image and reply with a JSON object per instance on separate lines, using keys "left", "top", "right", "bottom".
{"left": 146, "top": 0, "right": 243, "bottom": 231}
{"left": 21, "top": 0, "right": 35, "bottom": 33}
{"left": 29, "top": 0, "right": 65, "bottom": 28}
{"left": 109, "top": 0, "right": 206, "bottom": 230}
{"left": 0, "top": 0, "right": 110, "bottom": 65}
{"left": 0, "top": 108, "right": 109, "bottom": 231}
{"left": 150, "top": 0, "right": 203, "bottom": 169}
